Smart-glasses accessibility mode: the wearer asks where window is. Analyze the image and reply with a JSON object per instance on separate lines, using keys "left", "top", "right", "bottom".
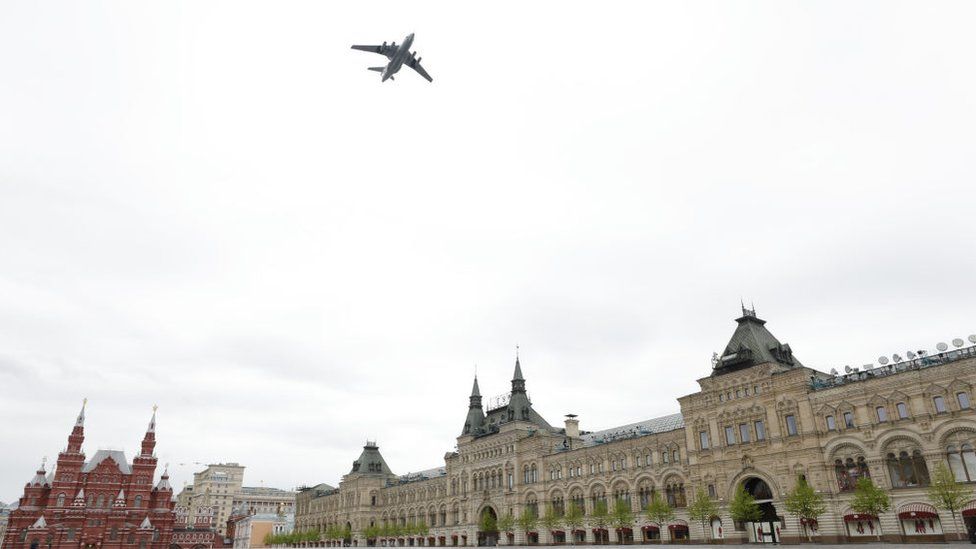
{"left": 947, "top": 444, "right": 976, "bottom": 482}
{"left": 843, "top": 411, "right": 854, "bottom": 428}
{"left": 754, "top": 385, "right": 760, "bottom": 395}
{"left": 707, "top": 484, "right": 716, "bottom": 498}
{"left": 834, "top": 456, "right": 871, "bottom": 491}
{"left": 876, "top": 407, "right": 887, "bottom": 422}
{"left": 508, "top": 473, "right": 513, "bottom": 490}
{"left": 754, "top": 420, "right": 766, "bottom": 441}
{"left": 645, "top": 454, "right": 651, "bottom": 466}
{"left": 739, "top": 424, "right": 751, "bottom": 444}
{"left": 636, "top": 455, "right": 642, "bottom": 467}
{"left": 897, "top": 402, "right": 909, "bottom": 419}
{"left": 662, "top": 451, "right": 669, "bottom": 464}
{"left": 725, "top": 426, "right": 736, "bottom": 445}
{"left": 719, "top": 394, "right": 724, "bottom": 402}
{"left": 934, "top": 396, "right": 948, "bottom": 414}
{"left": 958, "top": 392, "right": 971, "bottom": 410}
{"left": 134, "top": 495, "right": 142, "bottom": 508}
{"left": 826, "top": 415, "right": 836, "bottom": 431}
{"left": 886, "top": 449, "right": 931, "bottom": 488}
{"left": 785, "top": 415, "right": 798, "bottom": 436}
{"left": 672, "top": 449, "right": 679, "bottom": 463}
{"left": 699, "top": 431, "right": 710, "bottom": 450}
{"left": 736, "top": 389, "right": 742, "bottom": 398}
{"left": 56, "top": 493, "right": 65, "bottom": 507}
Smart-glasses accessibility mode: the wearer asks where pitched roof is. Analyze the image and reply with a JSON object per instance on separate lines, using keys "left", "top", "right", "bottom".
{"left": 349, "top": 443, "right": 393, "bottom": 476}
{"left": 712, "top": 310, "right": 801, "bottom": 375}
{"left": 580, "top": 413, "right": 685, "bottom": 446}
{"left": 82, "top": 450, "right": 132, "bottom": 474}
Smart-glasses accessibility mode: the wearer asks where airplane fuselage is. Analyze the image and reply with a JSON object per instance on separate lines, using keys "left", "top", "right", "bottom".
{"left": 382, "top": 33, "right": 414, "bottom": 81}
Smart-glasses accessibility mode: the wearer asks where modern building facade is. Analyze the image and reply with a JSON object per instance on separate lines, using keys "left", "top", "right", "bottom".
{"left": 1, "top": 403, "right": 175, "bottom": 549}
{"left": 177, "top": 464, "right": 296, "bottom": 537}
{"left": 294, "top": 309, "right": 976, "bottom": 545}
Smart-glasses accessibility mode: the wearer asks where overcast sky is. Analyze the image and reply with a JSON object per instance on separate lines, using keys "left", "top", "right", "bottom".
{"left": 1, "top": 1, "right": 975, "bottom": 504}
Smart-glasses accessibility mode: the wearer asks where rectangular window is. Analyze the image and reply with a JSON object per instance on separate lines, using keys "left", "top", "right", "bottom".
{"left": 508, "top": 474, "right": 513, "bottom": 490}
{"left": 645, "top": 454, "right": 651, "bottom": 466}
{"left": 707, "top": 485, "right": 716, "bottom": 498}
{"left": 935, "top": 396, "right": 948, "bottom": 413}
{"left": 754, "top": 420, "right": 766, "bottom": 441}
{"left": 785, "top": 414, "right": 798, "bottom": 436}
{"left": 843, "top": 411, "right": 854, "bottom": 428}
{"left": 876, "top": 406, "right": 887, "bottom": 422}
{"left": 826, "top": 415, "right": 836, "bottom": 430}
{"left": 958, "top": 392, "right": 971, "bottom": 410}
{"left": 725, "top": 426, "right": 736, "bottom": 445}
{"left": 699, "top": 430, "right": 710, "bottom": 450}
{"left": 739, "top": 423, "right": 751, "bottom": 443}
{"left": 636, "top": 455, "right": 642, "bottom": 466}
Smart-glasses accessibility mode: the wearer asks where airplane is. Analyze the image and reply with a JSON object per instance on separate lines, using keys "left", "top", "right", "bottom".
{"left": 351, "top": 33, "right": 433, "bottom": 83}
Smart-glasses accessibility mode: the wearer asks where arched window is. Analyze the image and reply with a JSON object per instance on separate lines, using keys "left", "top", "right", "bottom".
{"left": 134, "top": 495, "right": 143, "bottom": 508}
{"left": 896, "top": 402, "right": 909, "bottom": 419}
{"left": 834, "top": 456, "right": 870, "bottom": 491}
{"left": 947, "top": 443, "right": 976, "bottom": 482}
{"left": 530, "top": 464, "right": 537, "bottom": 483}
{"left": 886, "top": 449, "right": 930, "bottom": 488}
{"left": 665, "top": 483, "right": 686, "bottom": 508}
{"left": 96, "top": 495, "right": 105, "bottom": 508}
{"left": 637, "top": 482, "right": 655, "bottom": 508}
{"left": 56, "top": 493, "right": 65, "bottom": 507}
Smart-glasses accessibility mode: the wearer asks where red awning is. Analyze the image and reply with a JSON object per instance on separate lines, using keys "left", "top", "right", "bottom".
{"left": 571, "top": 529, "right": 586, "bottom": 535}
{"left": 591, "top": 528, "right": 608, "bottom": 533}
{"left": 550, "top": 530, "right": 564, "bottom": 535}
{"left": 616, "top": 527, "right": 632, "bottom": 533}
{"left": 641, "top": 525, "right": 660, "bottom": 532}
{"left": 964, "top": 501, "right": 976, "bottom": 518}
{"left": 898, "top": 503, "right": 939, "bottom": 520}
{"left": 843, "top": 513, "right": 877, "bottom": 522}
{"left": 668, "top": 524, "right": 689, "bottom": 531}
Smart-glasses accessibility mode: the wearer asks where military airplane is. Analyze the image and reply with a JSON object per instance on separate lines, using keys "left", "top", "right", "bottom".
{"left": 351, "top": 33, "right": 432, "bottom": 82}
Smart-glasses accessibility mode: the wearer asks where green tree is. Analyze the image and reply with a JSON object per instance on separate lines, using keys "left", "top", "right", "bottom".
{"left": 479, "top": 512, "right": 498, "bottom": 534}
{"left": 928, "top": 462, "right": 971, "bottom": 541}
{"left": 784, "top": 477, "right": 826, "bottom": 542}
{"left": 591, "top": 499, "right": 610, "bottom": 543}
{"left": 610, "top": 499, "right": 635, "bottom": 544}
{"left": 729, "top": 486, "right": 762, "bottom": 525}
{"left": 851, "top": 477, "right": 890, "bottom": 542}
{"left": 563, "top": 501, "right": 585, "bottom": 545}
{"left": 498, "top": 511, "right": 516, "bottom": 534}
{"left": 540, "top": 504, "right": 564, "bottom": 542}
{"left": 644, "top": 492, "right": 674, "bottom": 543}
{"left": 687, "top": 489, "right": 718, "bottom": 542}
{"left": 518, "top": 507, "right": 538, "bottom": 537}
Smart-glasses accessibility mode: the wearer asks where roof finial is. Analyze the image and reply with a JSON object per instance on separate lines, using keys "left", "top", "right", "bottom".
{"left": 147, "top": 404, "right": 157, "bottom": 433}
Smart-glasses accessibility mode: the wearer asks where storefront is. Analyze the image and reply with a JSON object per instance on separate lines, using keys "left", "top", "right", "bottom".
{"left": 898, "top": 503, "right": 943, "bottom": 541}
{"left": 640, "top": 524, "right": 660, "bottom": 542}
{"left": 843, "top": 512, "right": 879, "bottom": 540}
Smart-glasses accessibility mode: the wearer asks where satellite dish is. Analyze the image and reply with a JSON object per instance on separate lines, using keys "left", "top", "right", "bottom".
{"left": 953, "top": 338, "right": 965, "bottom": 348}
{"left": 830, "top": 368, "right": 838, "bottom": 375}
{"left": 844, "top": 365, "right": 852, "bottom": 374}
{"left": 892, "top": 354, "right": 902, "bottom": 363}
{"left": 937, "top": 342, "right": 949, "bottom": 352}
{"left": 853, "top": 367, "right": 860, "bottom": 372}
{"left": 968, "top": 335, "right": 976, "bottom": 344}
{"left": 906, "top": 351, "right": 916, "bottom": 360}
{"left": 878, "top": 356, "right": 889, "bottom": 365}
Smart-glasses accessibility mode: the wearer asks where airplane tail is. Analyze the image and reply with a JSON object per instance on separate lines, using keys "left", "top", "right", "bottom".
{"left": 368, "top": 66, "right": 385, "bottom": 72}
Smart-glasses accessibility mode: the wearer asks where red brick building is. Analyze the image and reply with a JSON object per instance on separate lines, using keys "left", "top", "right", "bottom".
{"left": 2, "top": 401, "right": 175, "bottom": 549}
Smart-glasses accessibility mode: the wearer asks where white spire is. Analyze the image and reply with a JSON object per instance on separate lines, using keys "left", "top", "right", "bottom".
{"left": 139, "top": 517, "right": 153, "bottom": 530}
{"left": 147, "top": 404, "right": 157, "bottom": 434}
{"left": 72, "top": 489, "right": 86, "bottom": 507}
{"left": 76, "top": 398, "right": 87, "bottom": 427}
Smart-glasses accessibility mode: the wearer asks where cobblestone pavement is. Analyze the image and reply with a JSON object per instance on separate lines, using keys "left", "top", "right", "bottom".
{"left": 496, "top": 546, "right": 973, "bottom": 548}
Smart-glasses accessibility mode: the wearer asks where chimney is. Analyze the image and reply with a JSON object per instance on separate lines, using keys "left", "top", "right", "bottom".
{"left": 564, "top": 414, "right": 580, "bottom": 438}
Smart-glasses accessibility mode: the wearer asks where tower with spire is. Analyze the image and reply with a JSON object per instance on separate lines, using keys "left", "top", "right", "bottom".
{"left": 461, "top": 376, "right": 485, "bottom": 435}
{"left": 2, "top": 402, "right": 176, "bottom": 549}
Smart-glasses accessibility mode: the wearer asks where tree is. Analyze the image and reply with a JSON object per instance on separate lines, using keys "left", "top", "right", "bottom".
{"left": 540, "top": 504, "right": 564, "bottom": 543}
{"left": 498, "top": 511, "right": 516, "bottom": 534}
{"left": 729, "top": 486, "right": 762, "bottom": 525}
{"left": 518, "top": 507, "right": 538, "bottom": 539}
{"left": 479, "top": 513, "right": 497, "bottom": 534}
{"left": 851, "top": 477, "right": 890, "bottom": 542}
{"left": 645, "top": 492, "right": 674, "bottom": 543}
{"left": 610, "top": 499, "right": 635, "bottom": 544}
{"left": 928, "top": 462, "right": 971, "bottom": 541}
{"left": 591, "top": 500, "right": 610, "bottom": 543}
{"left": 563, "top": 501, "right": 585, "bottom": 545}
{"left": 783, "top": 476, "right": 826, "bottom": 542}
{"left": 687, "top": 489, "right": 718, "bottom": 542}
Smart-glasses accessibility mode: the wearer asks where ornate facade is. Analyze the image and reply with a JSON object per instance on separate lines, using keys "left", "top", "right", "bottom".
{"left": 1, "top": 403, "right": 175, "bottom": 549}
{"left": 295, "top": 310, "right": 976, "bottom": 544}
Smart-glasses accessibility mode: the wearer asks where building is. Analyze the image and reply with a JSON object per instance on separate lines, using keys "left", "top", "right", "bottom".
{"left": 0, "top": 501, "right": 13, "bottom": 549}
{"left": 1, "top": 403, "right": 175, "bottom": 549}
{"left": 293, "top": 309, "right": 976, "bottom": 545}
{"left": 177, "top": 464, "right": 295, "bottom": 537}
{"left": 231, "top": 512, "right": 294, "bottom": 549}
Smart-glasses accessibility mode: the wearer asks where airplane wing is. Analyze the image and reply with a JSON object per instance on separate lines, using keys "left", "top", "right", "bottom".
{"left": 405, "top": 57, "right": 433, "bottom": 82}
{"left": 351, "top": 44, "right": 397, "bottom": 59}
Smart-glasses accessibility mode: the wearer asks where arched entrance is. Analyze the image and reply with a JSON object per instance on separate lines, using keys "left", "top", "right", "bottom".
{"left": 477, "top": 506, "right": 498, "bottom": 547}
{"left": 345, "top": 522, "right": 354, "bottom": 546}
{"left": 742, "top": 477, "right": 780, "bottom": 543}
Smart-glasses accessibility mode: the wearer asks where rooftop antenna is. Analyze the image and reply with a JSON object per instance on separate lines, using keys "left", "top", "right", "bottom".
{"left": 844, "top": 365, "right": 852, "bottom": 374}
{"left": 892, "top": 353, "right": 902, "bottom": 363}
{"left": 906, "top": 351, "right": 916, "bottom": 360}
{"left": 968, "top": 335, "right": 976, "bottom": 344}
